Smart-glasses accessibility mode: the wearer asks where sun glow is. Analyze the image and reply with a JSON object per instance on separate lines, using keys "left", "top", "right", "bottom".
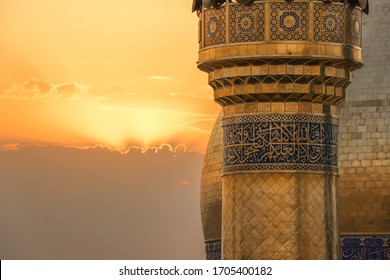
{"left": 0, "top": 79, "right": 218, "bottom": 151}
{"left": 0, "top": 0, "right": 220, "bottom": 151}
{"left": 78, "top": 105, "right": 200, "bottom": 148}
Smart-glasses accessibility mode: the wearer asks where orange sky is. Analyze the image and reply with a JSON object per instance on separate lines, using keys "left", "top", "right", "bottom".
{"left": 0, "top": 0, "right": 220, "bottom": 152}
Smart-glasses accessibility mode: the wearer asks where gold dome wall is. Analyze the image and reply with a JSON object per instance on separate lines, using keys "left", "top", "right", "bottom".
{"left": 200, "top": 112, "right": 223, "bottom": 259}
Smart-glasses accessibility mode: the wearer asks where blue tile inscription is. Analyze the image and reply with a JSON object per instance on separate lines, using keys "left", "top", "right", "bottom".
{"left": 222, "top": 114, "right": 338, "bottom": 174}
{"left": 341, "top": 236, "right": 390, "bottom": 260}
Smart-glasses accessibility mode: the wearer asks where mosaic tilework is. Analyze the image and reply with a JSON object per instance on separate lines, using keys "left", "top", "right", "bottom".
{"left": 205, "top": 7, "right": 226, "bottom": 47}
{"left": 341, "top": 236, "right": 390, "bottom": 260}
{"left": 347, "top": 7, "right": 362, "bottom": 47}
{"left": 223, "top": 173, "right": 339, "bottom": 259}
{"left": 270, "top": 2, "right": 308, "bottom": 41}
{"left": 205, "top": 240, "right": 221, "bottom": 260}
{"left": 230, "top": 3, "right": 265, "bottom": 43}
{"left": 314, "top": 3, "right": 345, "bottom": 43}
{"left": 222, "top": 114, "right": 338, "bottom": 175}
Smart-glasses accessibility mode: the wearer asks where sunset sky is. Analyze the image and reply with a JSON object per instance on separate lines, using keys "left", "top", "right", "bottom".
{"left": 0, "top": 0, "right": 219, "bottom": 151}
{"left": 0, "top": 0, "right": 220, "bottom": 259}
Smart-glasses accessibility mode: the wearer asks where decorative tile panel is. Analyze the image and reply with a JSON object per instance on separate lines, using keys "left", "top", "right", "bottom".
{"left": 341, "top": 236, "right": 390, "bottom": 260}
{"left": 314, "top": 3, "right": 345, "bottom": 43}
{"left": 270, "top": 2, "right": 308, "bottom": 41}
{"left": 205, "top": 7, "right": 226, "bottom": 47}
{"left": 222, "top": 114, "right": 338, "bottom": 175}
{"left": 205, "top": 240, "right": 221, "bottom": 260}
{"left": 230, "top": 3, "right": 265, "bottom": 43}
{"left": 347, "top": 7, "right": 362, "bottom": 47}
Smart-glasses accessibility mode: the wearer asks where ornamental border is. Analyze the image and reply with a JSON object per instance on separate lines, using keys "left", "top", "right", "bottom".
{"left": 222, "top": 114, "right": 339, "bottom": 126}
{"left": 223, "top": 162, "right": 338, "bottom": 175}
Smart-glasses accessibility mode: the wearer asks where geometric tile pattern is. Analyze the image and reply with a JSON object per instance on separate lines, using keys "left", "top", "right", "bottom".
{"left": 205, "top": 7, "right": 226, "bottom": 47}
{"left": 222, "top": 173, "right": 338, "bottom": 259}
{"left": 230, "top": 3, "right": 265, "bottom": 43}
{"left": 347, "top": 7, "right": 362, "bottom": 47}
{"left": 341, "top": 236, "right": 390, "bottom": 260}
{"left": 314, "top": 3, "right": 345, "bottom": 43}
{"left": 200, "top": 2, "right": 363, "bottom": 48}
{"left": 222, "top": 114, "right": 339, "bottom": 175}
{"left": 270, "top": 2, "right": 309, "bottom": 41}
{"left": 205, "top": 240, "right": 222, "bottom": 260}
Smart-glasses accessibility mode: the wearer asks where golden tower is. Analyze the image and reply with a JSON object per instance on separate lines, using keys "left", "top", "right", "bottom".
{"left": 194, "top": 0, "right": 368, "bottom": 259}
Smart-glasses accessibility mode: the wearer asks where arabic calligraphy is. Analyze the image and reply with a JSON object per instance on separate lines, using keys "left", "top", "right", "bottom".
{"left": 341, "top": 236, "right": 390, "bottom": 260}
{"left": 222, "top": 114, "right": 338, "bottom": 174}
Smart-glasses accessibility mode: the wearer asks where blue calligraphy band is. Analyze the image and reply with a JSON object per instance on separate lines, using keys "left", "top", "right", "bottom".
{"left": 222, "top": 114, "right": 338, "bottom": 175}
{"left": 341, "top": 236, "right": 390, "bottom": 260}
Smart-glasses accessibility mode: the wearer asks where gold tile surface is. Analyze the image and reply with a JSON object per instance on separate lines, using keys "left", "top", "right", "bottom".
{"left": 222, "top": 173, "right": 339, "bottom": 259}
{"left": 200, "top": 112, "right": 223, "bottom": 242}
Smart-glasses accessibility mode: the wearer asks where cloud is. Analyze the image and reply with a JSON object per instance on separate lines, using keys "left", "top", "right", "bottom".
{"left": 24, "top": 79, "right": 52, "bottom": 93}
{"left": 149, "top": 76, "right": 174, "bottom": 80}
{"left": 0, "top": 142, "right": 192, "bottom": 155}
{"left": 1, "top": 143, "right": 21, "bottom": 151}
{"left": 179, "top": 117, "right": 218, "bottom": 134}
{"left": 2, "top": 79, "right": 92, "bottom": 99}
{"left": 56, "top": 83, "right": 78, "bottom": 94}
{"left": 97, "top": 91, "right": 217, "bottom": 116}
{"left": 168, "top": 92, "right": 209, "bottom": 99}
{"left": 105, "top": 92, "right": 139, "bottom": 97}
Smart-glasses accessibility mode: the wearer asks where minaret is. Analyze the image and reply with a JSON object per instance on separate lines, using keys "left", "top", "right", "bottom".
{"left": 194, "top": 0, "right": 367, "bottom": 259}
